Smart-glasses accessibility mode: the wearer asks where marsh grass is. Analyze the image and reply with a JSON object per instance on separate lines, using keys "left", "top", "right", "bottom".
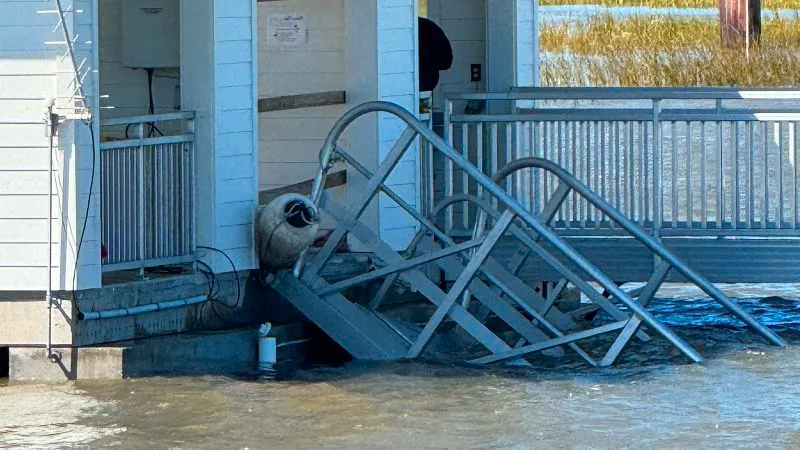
{"left": 541, "top": 15, "right": 800, "bottom": 86}
{"left": 539, "top": 0, "right": 800, "bottom": 9}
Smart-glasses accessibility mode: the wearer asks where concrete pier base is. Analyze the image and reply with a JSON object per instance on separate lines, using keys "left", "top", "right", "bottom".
{"left": 8, "top": 323, "right": 319, "bottom": 382}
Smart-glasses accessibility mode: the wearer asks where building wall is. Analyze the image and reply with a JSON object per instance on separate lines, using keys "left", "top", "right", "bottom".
{"left": 97, "top": 0, "right": 181, "bottom": 122}
{"left": 212, "top": 0, "right": 259, "bottom": 272}
{"left": 377, "top": 0, "right": 420, "bottom": 249}
{"left": 344, "top": 0, "right": 420, "bottom": 251}
{"left": 427, "top": 0, "right": 486, "bottom": 110}
{"left": 0, "top": 0, "right": 98, "bottom": 291}
{"left": 256, "top": 0, "right": 347, "bottom": 195}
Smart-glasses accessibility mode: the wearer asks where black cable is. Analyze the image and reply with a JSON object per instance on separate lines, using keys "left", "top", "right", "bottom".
{"left": 196, "top": 245, "right": 242, "bottom": 309}
{"left": 71, "top": 120, "right": 96, "bottom": 316}
{"left": 196, "top": 259, "right": 243, "bottom": 327}
{"left": 145, "top": 68, "right": 164, "bottom": 138}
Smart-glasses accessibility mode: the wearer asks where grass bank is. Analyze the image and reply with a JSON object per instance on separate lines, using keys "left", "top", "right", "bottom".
{"left": 540, "top": 15, "right": 800, "bottom": 86}
{"left": 539, "top": 0, "right": 800, "bottom": 10}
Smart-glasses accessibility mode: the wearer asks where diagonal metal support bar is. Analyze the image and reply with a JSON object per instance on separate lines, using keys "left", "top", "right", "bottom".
{"left": 317, "top": 237, "right": 485, "bottom": 297}
{"left": 473, "top": 260, "right": 599, "bottom": 366}
{"left": 303, "top": 127, "right": 418, "bottom": 283}
{"left": 541, "top": 278, "right": 569, "bottom": 317}
{"left": 470, "top": 321, "right": 629, "bottom": 365}
{"left": 412, "top": 194, "right": 579, "bottom": 331}
{"left": 599, "top": 261, "right": 672, "bottom": 367}
{"left": 368, "top": 274, "right": 397, "bottom": 311}
{"left": 320, "top": 192, "right": 531, "bottom": 365}
{"left": 408, "top": 211, "right": 516, "bottom": 358}
{"left": 504, "top": 182, "right": 571, "bottom": 276}
{"left": 417, "top": 241, "right": 566, "bottom": 358}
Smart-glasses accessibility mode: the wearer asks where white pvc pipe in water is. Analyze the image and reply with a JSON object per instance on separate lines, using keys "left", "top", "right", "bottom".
{"left": 258, "top": 323, "right": 277, "bottom": 371}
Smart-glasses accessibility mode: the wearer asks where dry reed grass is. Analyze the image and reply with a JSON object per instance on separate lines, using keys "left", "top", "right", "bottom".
{"left": 540, "top": 15, "right": 800, "bottom": 86}
{"left": 539, "top": 0, "right": 800, "bottom": 9}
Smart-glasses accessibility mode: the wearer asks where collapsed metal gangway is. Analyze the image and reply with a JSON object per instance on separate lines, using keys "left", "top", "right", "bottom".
{"left": 271, "top": 101, "right": 787, "bottom": 366}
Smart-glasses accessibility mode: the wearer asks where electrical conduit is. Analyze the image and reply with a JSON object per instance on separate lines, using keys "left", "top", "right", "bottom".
{"left": 78, "top": 295, "right": 208, "bottom": 321}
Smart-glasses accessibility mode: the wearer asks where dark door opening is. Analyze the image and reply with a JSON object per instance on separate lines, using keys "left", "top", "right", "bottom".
{"left": 0, "top": 347, "right": 9, "bottom": 379}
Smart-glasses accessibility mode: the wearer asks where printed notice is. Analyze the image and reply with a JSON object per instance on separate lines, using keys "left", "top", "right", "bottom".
{"left": 267, "top": 14, "right": 308, "bottom": 48}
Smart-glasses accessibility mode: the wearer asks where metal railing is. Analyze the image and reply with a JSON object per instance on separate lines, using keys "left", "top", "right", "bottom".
{"left": 99, "top": 112, "right": 196, "bottom": 273}
{"left": 440, "top": 88, "right": 800, "bottom": 238}
{"left": 284, "top": 100, "right": 784, "bottom": 367}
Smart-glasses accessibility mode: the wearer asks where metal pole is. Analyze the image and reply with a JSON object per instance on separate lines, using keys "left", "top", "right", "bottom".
{"left": 45, "top": 104, "right": 60, "bottom": 363}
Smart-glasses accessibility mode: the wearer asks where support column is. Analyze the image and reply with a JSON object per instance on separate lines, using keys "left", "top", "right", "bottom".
{"left": 181, "top": 0, "right": 259, "bottom": 273}
{"left": 485, "top": 0, "right": 537, "bottom": 113}
{"left": 346, "top": 0, "right": 420, "bottom": 251}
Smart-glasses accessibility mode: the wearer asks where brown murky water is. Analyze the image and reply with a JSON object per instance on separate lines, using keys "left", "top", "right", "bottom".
{"left": 4, "top": 287, "right": 800, "bottom": 449}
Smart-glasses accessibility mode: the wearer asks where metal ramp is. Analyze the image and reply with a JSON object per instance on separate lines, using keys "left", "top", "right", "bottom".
{"left": 270, "top": 101, "right": 787, "bottom": 366}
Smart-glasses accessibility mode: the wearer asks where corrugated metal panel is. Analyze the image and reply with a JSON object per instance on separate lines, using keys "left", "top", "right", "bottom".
{"left": 491, "top": 236, "right": 800, "bottom": 284}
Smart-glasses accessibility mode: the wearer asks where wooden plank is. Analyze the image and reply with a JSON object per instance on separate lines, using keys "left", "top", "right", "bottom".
{"left": 259, "top": 169, "right": 346, "bottom": 205}
{"left": 258, "top": 91, "right": 346, "bottom": 113}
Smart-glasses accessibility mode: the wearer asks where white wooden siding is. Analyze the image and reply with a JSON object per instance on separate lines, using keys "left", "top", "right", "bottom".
{"left": 0, "top": 0, "right": 97, "bottom": 291}
{"left": 377, "top": 0, "right": 419, "bottom": 249}
{"left": 257, "top": 0, "right": 346, "bottom": 195}
{"left": 213, "top": 0, "right": 258, "bottom": 271}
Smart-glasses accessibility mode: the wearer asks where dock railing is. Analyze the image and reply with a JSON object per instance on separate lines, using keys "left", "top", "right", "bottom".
{"left": 99, "top": 112, "right": 196, "bottom": 273}
{"left": 439, "top": 88, "right": 800, "bottom": 239}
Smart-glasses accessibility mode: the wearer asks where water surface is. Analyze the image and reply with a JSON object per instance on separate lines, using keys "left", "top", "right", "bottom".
{"left": 3, "top": 294, "right": 800, "bottom": 449}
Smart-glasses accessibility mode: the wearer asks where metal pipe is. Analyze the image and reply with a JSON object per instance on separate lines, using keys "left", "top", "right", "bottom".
{"left": 45, "top": 101, "right": 59, "bottom": 363}
{"left": 78, "top": 295, "right": 207, "bottom": 321}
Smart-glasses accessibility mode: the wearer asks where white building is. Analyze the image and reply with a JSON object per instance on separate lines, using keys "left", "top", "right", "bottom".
{"left": 0, "top": 0, "right": 536, "bottom": 355}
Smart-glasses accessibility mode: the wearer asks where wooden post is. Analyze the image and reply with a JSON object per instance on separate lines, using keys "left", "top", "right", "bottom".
{"left": 720, "top": 0, "right": 761, "bottom": 48}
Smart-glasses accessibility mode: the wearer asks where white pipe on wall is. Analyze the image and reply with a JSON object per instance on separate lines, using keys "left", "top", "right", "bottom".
{"left": 78, "top": 295, "right": 208, "bottom": 321}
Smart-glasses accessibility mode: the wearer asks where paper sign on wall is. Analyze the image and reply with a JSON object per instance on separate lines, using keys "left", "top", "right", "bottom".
{"left": 267, "top": 14, "right": 308, "bottom": 48}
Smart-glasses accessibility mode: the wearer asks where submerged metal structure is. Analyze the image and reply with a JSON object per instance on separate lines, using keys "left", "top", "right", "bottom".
{"left": 271, "top": 100, "right": 788, "bottom": 366}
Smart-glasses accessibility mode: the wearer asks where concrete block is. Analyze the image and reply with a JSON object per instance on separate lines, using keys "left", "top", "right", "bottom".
{"left": 8, "top": 324, "right": 321, "bottom": 381}
{"left": 0, "top": 299, "right": 75, "bottom": 346}
{"left": 9, "top": 347, "right": 123, "bottom": 382}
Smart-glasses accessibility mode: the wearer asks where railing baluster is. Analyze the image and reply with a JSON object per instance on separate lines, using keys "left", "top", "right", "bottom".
{"left": 733, "top": 122, "right": 740, "bottom": 229}
{"left": 687, "top": 121, "right": 693, "bottom": 227}
{"left": 794, "top": 121, "right": 798, "bottom": 228}
{"left": 477, "top": 123, "right": 484, "bottom": 201}
{"left": 780, "top": 122, "right": 786, "bottom": 227}
{"left": 571, "top": 120, "right": 578, "bottom": 226}
{"left": 530, "top": 121, "right": 537, "bottom": 214}
{"left": 137, "top": 123, "right": 146, "bottom": 270}
{"left": 461, "top": 123, "right": 470, "bottom": 229}
{"left": 490, "top": 122, "right": 499, "bottom": 210}
{"left": 764, "top": 121, "right": 770, "bottom": 228}
{"left": 613, "top": 121, "right": 621, "bottom": 229}
{"left": 748, "top": 121, "right": 755, "bottom": 228}
{"left": 445, "top": 101, "right": 454, "bottom": 232}
{"left": 593, "top": 121, "right": 600, "bottom": 227}
{"left": 653, "top": 100, "right": 662, "bottom": 238}
{"left": 533, "top": 120, "right": 541, "bottom": 213}
{"left": 717, "top": 121, "right": 724, "bottom": 229}
{"left": 505, "top": 122, "right": 513, "bottom": 196}
{"left": 671, "top": 121, "right": 678, "bottom": 228}
{"left": 628, "top": 121, "right": 635, "bottom": 221}
{"left": 586, "top": 120, "right": 593, "bottom": 227}
{"left": 558, "top": 120, "right": 564, "bottom": 224}
{"left": 640, "top": 121, "right": 647, "bottom": 227}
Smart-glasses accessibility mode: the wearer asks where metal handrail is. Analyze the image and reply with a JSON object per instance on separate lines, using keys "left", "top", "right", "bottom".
{"left": 446, "top": 87, "right": 800, "bottom": 101}
{"left": 99, "top": 111, "right": 195, "bottom": 126}
{"left": 479, "top": 157, "right": 786, "bottom": 348}
{"left": 304, "top": 101, "right": 709, "bottom": 363}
